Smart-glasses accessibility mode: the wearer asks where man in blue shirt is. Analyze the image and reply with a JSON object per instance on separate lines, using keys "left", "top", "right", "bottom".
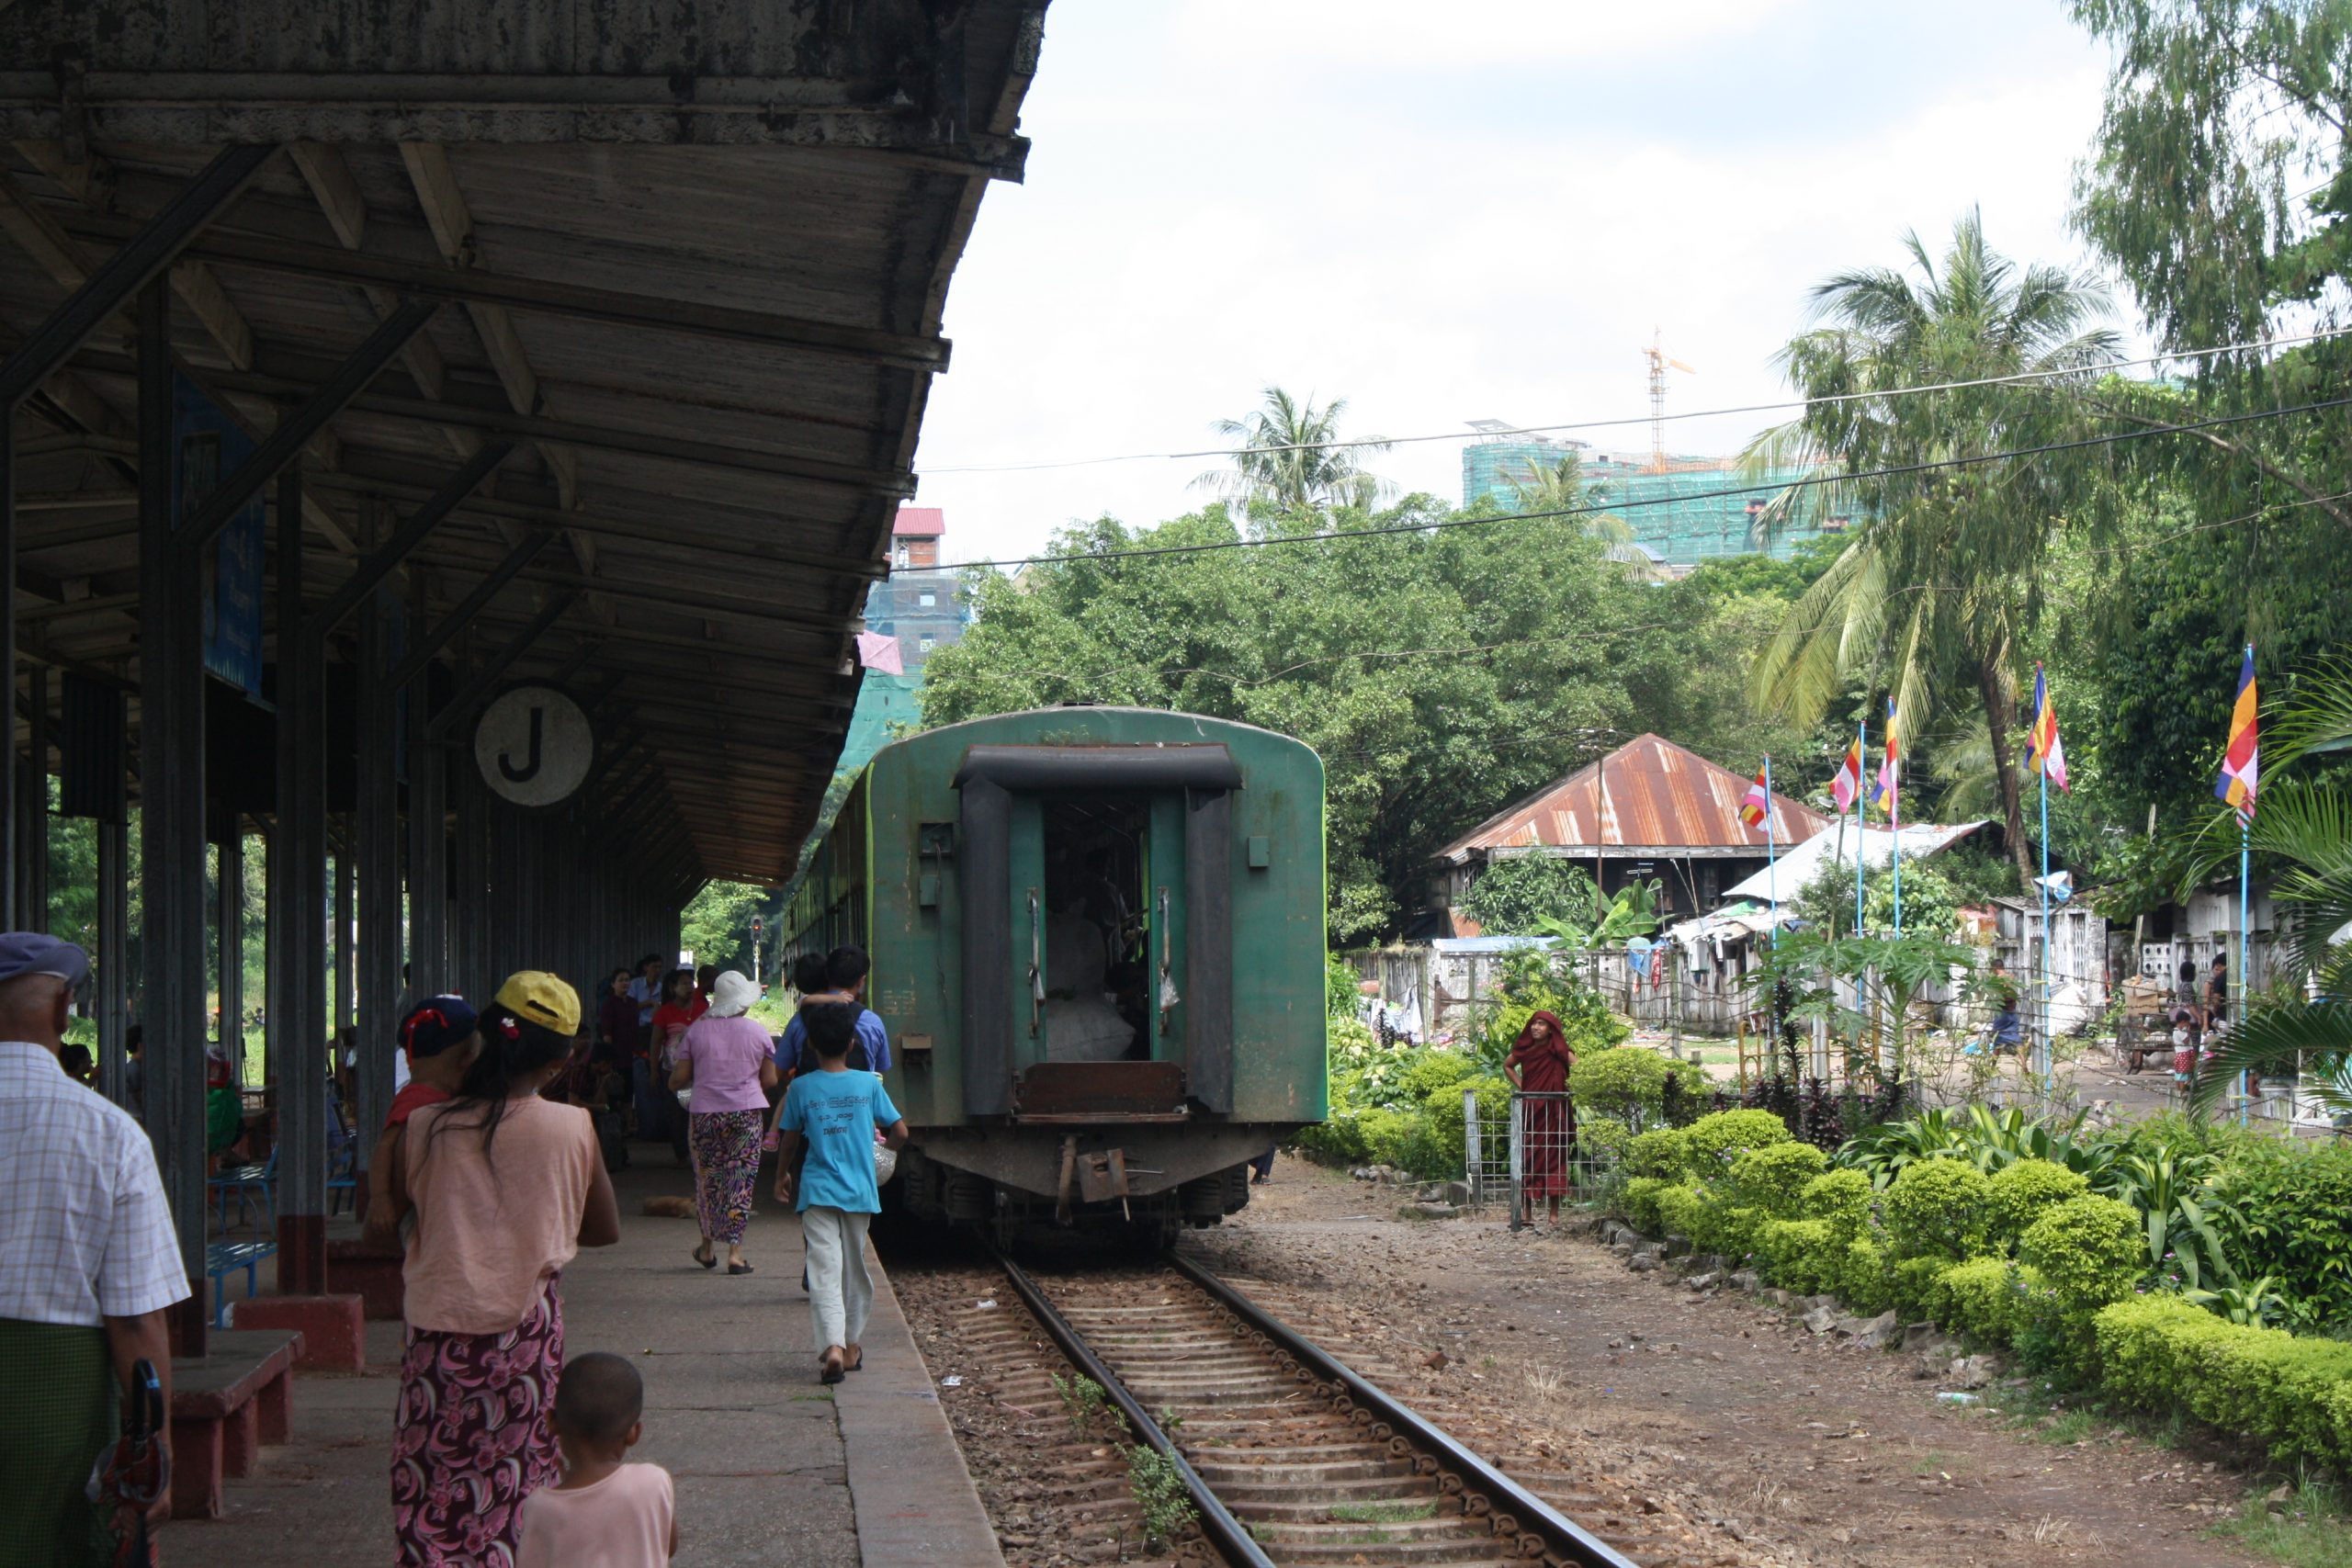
{"left": 774, "top": 1003, "right": 905, "bottom": 1384}
{"left": 776, "top": 946, "right": 889, "bottom": 1074}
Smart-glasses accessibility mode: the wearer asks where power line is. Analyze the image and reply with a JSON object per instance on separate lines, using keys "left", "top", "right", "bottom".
{"left": 946, "top": 394, "right": 2352, "bottom": 572}
{"left": 919, "top": 326, "right": 2352, "bottom": 477}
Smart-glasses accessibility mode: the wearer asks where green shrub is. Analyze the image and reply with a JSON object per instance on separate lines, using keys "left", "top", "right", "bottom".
{"left": 1569, "top": 1046, "right": 1706, "bottom": 1127}
{"left": 1931, "top": 1258, "right": 2021, "bottom": 1344}
{"left": 1882, "top": 1157, "right": 1995, "bottom": 1260}
{"left": 1986, "top": 1158, "right": 2088, "bottom": 1250}
{"left": 1689, "top": 1202, "right": 1759, "bottom": 1260}
{"left": 1840, "top": 1237, "right": 1894, "bottom": 1314}
{"left": 2018, "top": 1195, "right": 2145, "bottom": 1317}
{"left": 1577, "top": 1115, "right": 1634, "bottom": 1171}
{"left": 2211, "top": 1136, "right": 2352, "bottom": 1335}
{"left": 1727, "top": 1142, "right": 1831, "bottom": 1221}
{"left": 1623, "top": 1127, "right": 1689, "bottom": 1180}
{"left": 1416, "top": 1073, "right": 1510, "bottom": 1175}
{"left": 1891, "top": 1255, "right": 1951, "bottom": 1321}
{"left": 1756, "top": 1218, "right": 1842, "bottom": 1295}
{"left": 1801, "top": 1169, "right": 1873, "bottom": 1243}
{"left": 1653, "top": 1183, "right": 1703, "bottom": 1242}
{"left": 1620, "top": 1177, "right": 1672, "bottom": 1235}
{"left": 1679, "top": 1110, "right": 1792, "bottom": 1176}
{"left": 2094, "top": 1295, "right": 2352, "bottom": 1471}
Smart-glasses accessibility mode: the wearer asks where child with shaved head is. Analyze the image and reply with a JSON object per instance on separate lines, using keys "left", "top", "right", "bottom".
{"left": 516, "top": 1351, "right": 677, "bottom": 1566}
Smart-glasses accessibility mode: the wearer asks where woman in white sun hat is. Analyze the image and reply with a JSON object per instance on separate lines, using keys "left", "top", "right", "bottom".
{"left": 670, "top": 971, "right": 779, "bottom": 1275}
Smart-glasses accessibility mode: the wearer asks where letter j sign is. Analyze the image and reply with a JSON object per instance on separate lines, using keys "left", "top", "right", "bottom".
{"left": 474, "top": 685, "right": 594, "bottom": 807}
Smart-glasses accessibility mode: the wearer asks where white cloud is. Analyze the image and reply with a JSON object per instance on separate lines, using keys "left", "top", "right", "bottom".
{"left": 914, "top": 1, "right": 2120, "bottom": 567}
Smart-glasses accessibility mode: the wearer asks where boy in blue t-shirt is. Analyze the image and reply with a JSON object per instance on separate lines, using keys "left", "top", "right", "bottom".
{"left": 774, "top": 1002, "right": 907, "bottom": 1384}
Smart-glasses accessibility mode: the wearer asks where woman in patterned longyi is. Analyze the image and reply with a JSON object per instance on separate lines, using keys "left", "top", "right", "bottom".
{"left": 379, "top": 972, "right": 621, "bottom": 1567}
{"left": 671, "top": 970, "right": 781, "bottom": 1275}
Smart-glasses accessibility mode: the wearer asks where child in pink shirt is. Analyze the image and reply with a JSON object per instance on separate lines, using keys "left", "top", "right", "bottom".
{"left": 517, "top": 1352, "right": 677, "bottom": 1568}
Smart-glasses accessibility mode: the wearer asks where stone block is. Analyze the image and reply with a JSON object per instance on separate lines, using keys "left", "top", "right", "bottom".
{"left": 1802, "top": 1305, "right": 1839, "bottom": 1334}
{"left": 230, "top": 1294, "right": 367, "bottom": 1372}
{"left": 1661, "top": 1235, "right": 1692, "bottom": 1258}
{"left": 1628, "top": 1250, "right": 1659, "bottom": 1273}
{"left": 1729, "top": 1269, "right": 1761, "bottom": 1292}
{"left": 1687, "top": 1271, "right": 1722, "bottom": 1292}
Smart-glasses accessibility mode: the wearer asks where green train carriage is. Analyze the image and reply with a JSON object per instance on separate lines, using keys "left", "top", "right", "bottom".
{"left": 782, "top": 707, "right": 1328, "bottom": 1241}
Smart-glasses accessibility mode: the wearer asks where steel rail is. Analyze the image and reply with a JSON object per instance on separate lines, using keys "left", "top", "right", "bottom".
{"left": 1167, "top": 1250, "right": 1642, "bottom": 1568}
{"left": 989, "top": 1248, "right": 1278, "bottom": 1568}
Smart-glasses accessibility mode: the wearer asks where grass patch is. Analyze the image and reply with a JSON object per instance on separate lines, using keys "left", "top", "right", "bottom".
{"left": 2211, "top": 1481, "right": 2352, "bottom": 1568}
{"left": 1329, "top": 1501, "right": 1438, "bottom": 1525}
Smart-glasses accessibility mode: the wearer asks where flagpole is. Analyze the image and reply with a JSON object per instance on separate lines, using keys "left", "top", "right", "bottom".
{"left": 2038, "top": 746, "right": 2052, "bottom": 1098}
{"left": 1855, "top": 716, "right": 1868, "bottom": 937}
{"left": 2237, "top": 811, "right": 2251, "bottom": 1126}
{"left": 1763, "top": 755, "right": 1778, "bottom": 935}
{"left": 1890, "top": 706, "right": 1904, "bottom": 937}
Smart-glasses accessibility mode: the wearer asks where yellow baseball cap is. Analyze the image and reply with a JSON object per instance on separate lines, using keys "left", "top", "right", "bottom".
{"left": 493, "top": 971, "right": 581, "bottom": 1037}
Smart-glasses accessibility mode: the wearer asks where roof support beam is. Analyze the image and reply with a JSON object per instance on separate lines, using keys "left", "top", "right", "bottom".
{"left": 57, "top": 210, "right": 950, "bottom": 372}
{"left": 0, "top": 143, "right": 276, "bottom": 410}
{"left": 427, "top": 590, "right": 580, "bottom": 740}
{"left": 178, "top": 297, "right": 438, "bottom": 550}
{"left": 385, "top": 529, "right": 556, "bottom": 689}
{"left": 305, "top": 440, "right": 515, "bottom": 637}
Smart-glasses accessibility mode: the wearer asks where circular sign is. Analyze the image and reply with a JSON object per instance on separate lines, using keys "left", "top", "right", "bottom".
{"left": 474, "top": 685, "right": 594, "bottom": 807}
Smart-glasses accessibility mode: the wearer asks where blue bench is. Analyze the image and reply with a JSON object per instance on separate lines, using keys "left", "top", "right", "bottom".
{"left": 209, "top": 1145, "right": 277, "bottom": 1231}
{"left": 206, "top": 1239, "right": 277, "bottom": 1327}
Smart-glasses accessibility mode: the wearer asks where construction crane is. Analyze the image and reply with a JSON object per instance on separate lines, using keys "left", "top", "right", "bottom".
{"left": 1643, "top": 328, "right": 1695, "bottom": 472}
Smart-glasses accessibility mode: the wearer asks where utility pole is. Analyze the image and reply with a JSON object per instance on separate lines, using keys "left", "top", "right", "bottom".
{"left": 752, "top": 916, "right": 763, "bottom": 990}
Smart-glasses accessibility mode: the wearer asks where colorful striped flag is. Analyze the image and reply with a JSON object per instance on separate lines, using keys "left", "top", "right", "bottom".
{"left": 2215, "top": 646, "right": 2259, "bottom": 822}
{"left": 1739, "top": 765, "right": 1770, "bottom": 828}
{"left": 1830, "top": 731, "right": 1864, "bottom": 814}
{"left": 2026, "top": 662, "right": 2069, "bottom": 792}
{"left": 1871, "top": 699, "right": 1900, "bottom": 812}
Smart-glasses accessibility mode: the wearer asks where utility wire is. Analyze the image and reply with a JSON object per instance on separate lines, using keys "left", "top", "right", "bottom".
{"left": 944, "top": 394, "right": 2352, "bottom": 572}
{"left": 919, "top": 326, "right": 2352, "bottom": 476}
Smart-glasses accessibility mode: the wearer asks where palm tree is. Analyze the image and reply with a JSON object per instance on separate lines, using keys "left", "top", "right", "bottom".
{"left": 1743, "top": 210, "right": 2120, "bottom": 888}
{"left": 1193, "top": 386, "right": 1394, "bottom": 514}
{"left": 2193, "top": 660, "right": 2352, "bottom": 1119}
{"left": 1507, "top": 453, "right": 1666, "bottom": 580}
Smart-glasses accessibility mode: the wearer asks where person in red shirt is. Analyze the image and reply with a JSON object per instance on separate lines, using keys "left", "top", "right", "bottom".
{"left": 648, "top": 971, "right": 703, "bottom": 1165}
{"left": 363, "top": 997, "right": 481, "bottom": 1247}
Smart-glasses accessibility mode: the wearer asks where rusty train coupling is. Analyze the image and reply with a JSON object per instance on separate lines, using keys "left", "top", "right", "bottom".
{"left": 926, "top": 1246, "right": 1687, "bottom": 1568}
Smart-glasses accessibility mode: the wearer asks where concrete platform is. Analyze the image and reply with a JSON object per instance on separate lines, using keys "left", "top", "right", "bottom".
{"left": 169, "top": 1161, "right": 1002, "bottom": 1568}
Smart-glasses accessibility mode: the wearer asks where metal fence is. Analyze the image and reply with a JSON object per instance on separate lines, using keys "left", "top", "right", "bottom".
{"left": 1462, "top": 1089, "right": 1582, "bottom": 1229}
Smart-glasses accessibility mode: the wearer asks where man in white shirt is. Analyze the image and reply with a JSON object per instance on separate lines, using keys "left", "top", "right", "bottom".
{"left": 0, "top": 932, "right": 189, "bottom": 1558}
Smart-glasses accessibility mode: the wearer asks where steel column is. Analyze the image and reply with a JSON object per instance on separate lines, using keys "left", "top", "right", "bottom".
{"left": 96, "top": 816, "right": 128, "bottom": 1107}
{"left": 0, "top": 145, "right": 278, "bottom": 409}
{"left": 333, "top": 845, "right": 354, "bottom": 1043}
{"left": 354, "top": 583, "right": 401, "bottom": 1155}
{"left": 406, "top": 585, "right": 447, "bottom": 997}
{"left": 136, "top": 276, "right": 209, "bottom": 1353}
{"left": 0, "top": 403, "right": 13, "bottom": 929}
{"left": 272, "top": 461, "right": 327, "bottom": 1289}
{"left": 20, "top": 662, "right": 48, "bottom": 928}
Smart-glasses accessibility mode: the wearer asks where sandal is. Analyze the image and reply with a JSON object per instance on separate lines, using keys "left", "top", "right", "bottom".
{"left": 820, "top": 1355, "right": 846, "bottom": 1385}
{"left": 694, "top": 1246, "right": 718, "bottom": 1270}
{"left": 728, "top": 1260, "right": 755, "bottom": 1276}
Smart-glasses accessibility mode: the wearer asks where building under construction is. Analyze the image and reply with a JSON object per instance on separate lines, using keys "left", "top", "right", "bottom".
{"left": 1462, "top": 430, "right": 1844, "bottom": 567}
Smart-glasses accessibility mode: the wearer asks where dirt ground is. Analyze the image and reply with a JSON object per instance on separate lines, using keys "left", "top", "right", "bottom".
{"left": 1180, "top": 1156, "right": 2278, "bottom": 1568}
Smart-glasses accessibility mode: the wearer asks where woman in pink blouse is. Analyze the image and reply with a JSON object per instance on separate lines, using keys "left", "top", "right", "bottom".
{"left": 670, "top": 971, "right": 779, "bottom": 1275}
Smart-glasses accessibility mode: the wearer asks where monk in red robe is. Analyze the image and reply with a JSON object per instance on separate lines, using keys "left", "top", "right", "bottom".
{"left": 1502, "top": 1010, "right": 1577, "bottom": 1224}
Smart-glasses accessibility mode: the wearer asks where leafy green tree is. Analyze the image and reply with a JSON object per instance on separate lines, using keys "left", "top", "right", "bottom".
{"left": 680, "top": 880, "right": 767, "bottom": 975}
{"left": 1745, "top": 212, "right": 2120, "bottom": 889}
{"left": 1458, "top": 856, "right": 1602, "bottom": 935}
{"left": 1191, "top": 386, "right": 1394, "bottom": 514}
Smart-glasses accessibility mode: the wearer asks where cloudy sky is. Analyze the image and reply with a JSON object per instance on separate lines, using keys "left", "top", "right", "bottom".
{"left": 911, "top": 1, "right": 2122, "bottom": 567}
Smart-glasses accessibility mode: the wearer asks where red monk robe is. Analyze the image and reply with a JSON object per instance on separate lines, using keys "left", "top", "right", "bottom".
{"left": 1502, "top": 1010, "right": 1577, "bottom": 1209}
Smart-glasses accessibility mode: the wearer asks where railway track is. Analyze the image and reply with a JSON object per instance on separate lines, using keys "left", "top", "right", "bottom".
{"left": 954, "top": 1248, "right": 1697, "bottom": 1568}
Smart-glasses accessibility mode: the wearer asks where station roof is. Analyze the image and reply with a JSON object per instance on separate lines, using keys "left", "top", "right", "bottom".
{"left": 0, "top": 0, "right": 1046, "bottom": 886}
{"left": 1436, "top": 733, "right": 1829, "bottom": 863}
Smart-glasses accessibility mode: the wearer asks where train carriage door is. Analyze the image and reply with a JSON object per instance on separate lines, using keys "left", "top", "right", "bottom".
{"left": 955, "top": 744, "right": 1239, "bottom": 1118}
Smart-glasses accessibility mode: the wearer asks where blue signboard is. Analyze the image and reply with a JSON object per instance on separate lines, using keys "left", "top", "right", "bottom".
{"left": 170, "top": 374, "right": 266, "bottom": 699}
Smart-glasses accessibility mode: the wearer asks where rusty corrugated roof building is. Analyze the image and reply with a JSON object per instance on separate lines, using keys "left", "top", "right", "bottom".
{"left": 1432, "top": 733, "right": 1830, "bottom": 929}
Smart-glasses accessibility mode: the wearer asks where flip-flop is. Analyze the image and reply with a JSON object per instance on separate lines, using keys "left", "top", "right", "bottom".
{"left": 820, "top": 1359, "right": 845, "bottom": 1385}
{"left": 694, "top": 1247, "right": 718, "bottom": 1270}
{"left": 728, "top": 1261, "right": 755, "bottom": 1275}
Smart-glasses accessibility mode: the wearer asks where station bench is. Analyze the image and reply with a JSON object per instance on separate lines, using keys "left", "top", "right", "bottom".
{"left": 170, "top": 1328, "right": 300, "bottom": 1519}
{"left": 206, "top": 1238, "right": 277, "bottom": 1326}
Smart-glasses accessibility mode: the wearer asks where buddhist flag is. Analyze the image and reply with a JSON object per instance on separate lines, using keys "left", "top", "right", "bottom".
{"left": 1871, "top": 699, "right": 1900, "bottom": 813}
{"left": 1830, "top": 730, "right": 1864, "bottom": 814}
{"left": 2214, "top": 645, "right": 2259, "bottom": 822}
{"left": 1739, "top": 765, "right": 1770, "bottom": 828}
{"left": 2026, "top": 662, "right": 2069, "bottom": 792}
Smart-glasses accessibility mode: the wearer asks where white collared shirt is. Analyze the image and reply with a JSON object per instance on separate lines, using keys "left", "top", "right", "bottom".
{"left": 0, "top": 1041, "right": 189, "bottom": 1326}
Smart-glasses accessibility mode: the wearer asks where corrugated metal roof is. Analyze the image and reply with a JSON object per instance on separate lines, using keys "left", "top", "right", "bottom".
{"left": 1437, "top": 733, "right": 1829, "bottom": 861}
{"left": 893, "top": 505, "right": 947, "bottom": 537}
